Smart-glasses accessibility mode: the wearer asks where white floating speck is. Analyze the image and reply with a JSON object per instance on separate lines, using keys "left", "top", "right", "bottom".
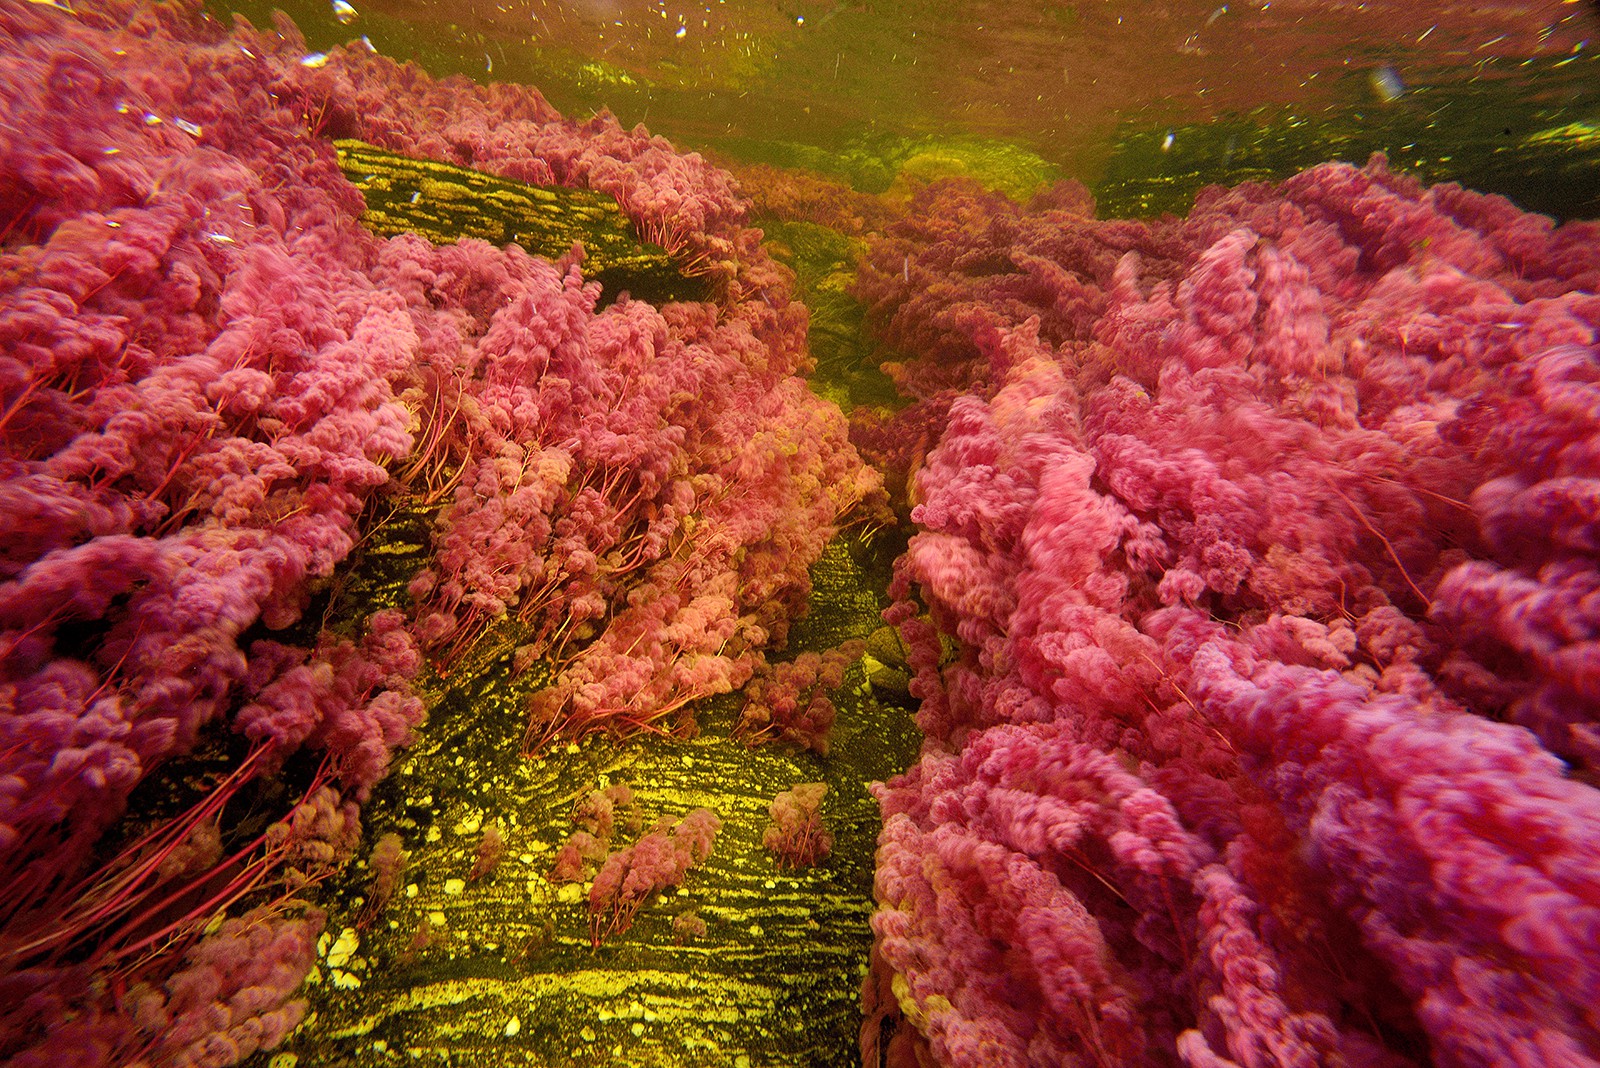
{"left": 428, "top": 910, "right": 447, "bottom": 926}
{"left": 504, "top": 1016, "right": 521, "bottom": 1037}
{"left": 300, "top": 52, "right": 330, "bottom": 68}
{"left": 443, "top": 878, "right": 466, "bottom": 895}
{"left": 405, "top": 883, "right": 419, "bottom": 897}
{"left": 630, "top": 1022, "right": 645, "bottom": 1037}
{"left": 331, "top": 968, "right": 361, "bottom": 989}
{"left": 332, "top": 0, "right": 358, "bottom": 24}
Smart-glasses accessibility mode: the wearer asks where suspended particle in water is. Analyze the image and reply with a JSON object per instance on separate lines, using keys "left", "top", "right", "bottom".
{"left": 332, "top": 0, "right": 358, "bottom": 24}
{"left": 1370, "top": 64, "right": 1404, "bottom": 103}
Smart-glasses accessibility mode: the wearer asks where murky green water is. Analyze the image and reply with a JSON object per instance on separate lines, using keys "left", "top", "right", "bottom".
{"left": 215, "top": 0, "right": 1600, "bottom": 216}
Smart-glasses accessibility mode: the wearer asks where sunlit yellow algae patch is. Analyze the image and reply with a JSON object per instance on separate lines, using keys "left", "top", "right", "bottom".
{"left": 1525, "top": 121, "right": 1600, "bottom": 149}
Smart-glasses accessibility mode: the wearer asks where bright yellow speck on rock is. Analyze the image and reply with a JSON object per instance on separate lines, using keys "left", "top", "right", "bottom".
{"left": 325, "top": 927, "right": 360, "bottom": 968}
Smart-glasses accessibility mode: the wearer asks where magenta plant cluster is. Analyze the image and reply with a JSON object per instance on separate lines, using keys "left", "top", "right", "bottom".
{"left": 0, "top": 1, "right": 873, "bottom": 1062}
{"left": 855, "top": 167, "right": 1600, "bottom": 1066}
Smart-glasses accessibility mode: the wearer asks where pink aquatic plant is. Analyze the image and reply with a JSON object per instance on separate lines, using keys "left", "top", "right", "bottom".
{"left": 0, "top": 0, "right": 874, "bottom": 1062}
{"left": 468, "top": 823, "right": 506, "bottom": 883}
{"left": 736, "top": 638, "right": 865, "bottom": 753}
{"left": 355, "top": 831, "right": 408, "bottom": 930}
{"left": 551, "top": 782, "right": 642, "bottom": 884}
{"left": 355, "top": 171, "right": 879, "bottom": 752}
{"left": 0, "top": 2, "right": 428, "bottom": 1059}
{"left": 671, "top": 910, "right": 708, "bottom": 944}
{"left": 860, "top": 159, "right": 1600, "bottom": 1067}
{"left": 588, "top": 807, "right": 722, "bottom": 946}
{"left": 762, "top": 782, "right": 833, "bottom": 870}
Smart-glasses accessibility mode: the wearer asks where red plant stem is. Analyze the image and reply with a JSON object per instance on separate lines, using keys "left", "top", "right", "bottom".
{"left": 0, "top": 746, "right": 270, "bottom": 968}
{"left": 1326, "top": 480, "right": 1430, "bottom": 606}
{"left": 146, "top": 423, "right": 221, "bottom": 519}
{"left": 101, "top": 759, "right": 339, "bottom": 974}
{"left": 0, "top": 373, "right": 45, "bottom": 438}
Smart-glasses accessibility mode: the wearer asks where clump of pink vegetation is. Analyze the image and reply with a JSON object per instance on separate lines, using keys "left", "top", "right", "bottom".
{"left": 355, "top": 832, "right": 408, "bottom": 930}
{"left": 671, "top": 910, "right": 708, "bottom": 944}
{"left": 468, "top": 823, "right": 506, "bottom": 883}
{"left": 0, "top": 0, "right": 873, "bottom": 1061}
{"left": 762, "top": 783, "right": 832, "bottom": 870}
{"left": 854, "top": 162, "right": 1600, "bottom": 1068}
{"left": 587, "top": 808, "right": 721, "bottom": 946}
{"left": 550, "top": 783, "right": 640, "bottom": 883}
{"left": 736, "top": 638, "right": 865, "bottom": 753}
